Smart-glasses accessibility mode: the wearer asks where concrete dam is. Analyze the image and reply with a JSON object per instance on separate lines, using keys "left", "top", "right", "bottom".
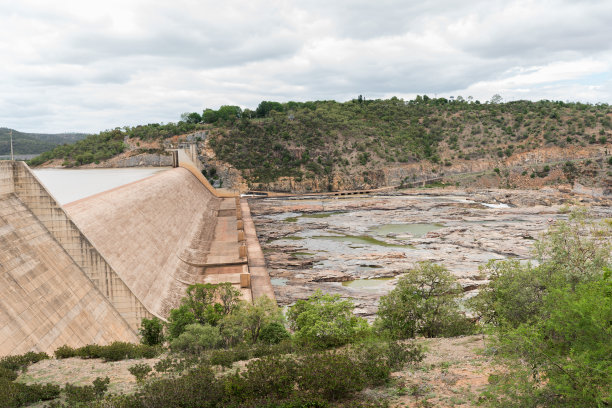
{"left": 0, "top": 160, "right": 273, "bottom": 356}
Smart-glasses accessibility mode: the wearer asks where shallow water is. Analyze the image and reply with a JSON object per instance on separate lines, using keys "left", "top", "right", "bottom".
{"left": 370, "top": 223, "right": 445, "bottom": 238}
{"left": 342, "top": 277, "right": 394, "bottom": 289}
{"left": 33, "top": 168, "right": 167, "bottom": 204}
{"left": 270, "top": 277, "right": 288, "bottom": 286}
{"left": 312, "top": 234, "right": 409, "bottom": 248}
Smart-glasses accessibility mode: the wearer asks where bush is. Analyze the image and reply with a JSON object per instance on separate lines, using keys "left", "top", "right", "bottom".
{"left": 288, "top": 290, "right": 370, "bottom": 348}
{"left": 376, "top": 262, "right": 475, "bottom": 338}
{"left": 170, "top": 324, "right": 222, "bottom": 354}
{"left": 242, "top": 355, "right": 298, "bottom": 400}
{"left": 138, "top": 365, "right": 224, "bottom": 408}
{"left": 0, "top": 378, "right": 60, "bottom": 407}
{"left": 0, "top": 366, "right": 18, "bottom": 381}
{"left": 296, "top": 350, "right": 366, "bottom": 401}
{"left": 0, "top": 352, "right": 49, "bottom": 373}
{"left": 76, "top": 344, "right": 103, "bottom": 359}
{"left": 475, "top": 211, "right": 612, "bottom": 407}
{"left": 64, "top": 377, "right": 109, "bottom": 406}
{"left": 139, "top": 317, "right": 165, "bottom": 346}
{"left": 129, "top": 363, "right": 152, "bottom": 383}
{"left": 259, "top": 322, "right": 291, "bottom": 344}
{"left": 54, "top": 345, "right": 77, "bottom": 359}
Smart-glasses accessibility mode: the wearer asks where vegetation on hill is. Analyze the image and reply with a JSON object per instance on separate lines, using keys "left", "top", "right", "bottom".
{"left": 206, "top": 97, "right": 612, "bottom": 185}
{"left": 27, "top": 98, "right": 611, "bottom": 189}
{"left": 0, "top": 128, "right": 87, "bottom": 156}
{"left": 27, "top": 121, "right": 203, "bottom": 167}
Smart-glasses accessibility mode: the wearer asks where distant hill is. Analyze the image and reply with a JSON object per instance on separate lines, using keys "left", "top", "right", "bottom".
{"left": 27, "top": 98, "right": 612, "bottom": 191}
{"left": 0, "top": 128, "right": 88, "bottom": 156}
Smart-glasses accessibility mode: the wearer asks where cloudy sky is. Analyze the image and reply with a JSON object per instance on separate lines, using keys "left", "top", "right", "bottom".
{"left": 2, "top": 0, "right": 612, "bottom": 133}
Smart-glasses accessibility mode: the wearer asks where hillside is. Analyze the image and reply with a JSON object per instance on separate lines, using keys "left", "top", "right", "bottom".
{"left": 0, "top": 128, "right": 87, "bottom": 156}
{"left": 27, "top": 98, "right": 612, "bottom": 191}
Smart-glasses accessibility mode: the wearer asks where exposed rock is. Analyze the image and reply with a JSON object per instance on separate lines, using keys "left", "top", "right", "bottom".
{"left": 250, "top": 189, "right": 611, "bottom": 319}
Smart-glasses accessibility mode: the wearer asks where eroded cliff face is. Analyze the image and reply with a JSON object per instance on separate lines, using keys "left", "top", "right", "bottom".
{"left": 206, "top": 143, "right": 611, "bottom": 193}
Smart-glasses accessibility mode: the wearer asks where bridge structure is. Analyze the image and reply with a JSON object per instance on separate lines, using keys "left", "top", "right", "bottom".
{"left": 0, "top": 154, "right": 273, "bottom": 356}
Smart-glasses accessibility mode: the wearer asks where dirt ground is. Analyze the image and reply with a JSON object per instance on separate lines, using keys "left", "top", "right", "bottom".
{"left": 18, "top": 335, "right": 495, "bottom": 407}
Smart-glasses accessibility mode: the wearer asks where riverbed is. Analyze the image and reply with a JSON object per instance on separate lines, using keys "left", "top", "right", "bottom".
{"left": 249, "top": 189, "right": 611, "bottom": 318}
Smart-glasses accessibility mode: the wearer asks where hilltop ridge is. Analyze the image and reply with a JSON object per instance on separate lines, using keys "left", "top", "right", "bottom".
{"left": 28, "top": 97, "right": 612, "bottom": 193}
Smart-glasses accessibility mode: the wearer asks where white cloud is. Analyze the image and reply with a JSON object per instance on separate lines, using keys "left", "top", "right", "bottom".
{"left": 0, "top": 0, "right": 611, "bottom": 132}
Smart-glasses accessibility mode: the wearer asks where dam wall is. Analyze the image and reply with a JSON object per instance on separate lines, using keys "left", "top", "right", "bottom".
{"left": 0, "top": 162, "right": 139, "bottom": 355}
{"left": 66, "top": 167, "right": 242, "bottom": 317}
{"left": 7, "top": 162, "right": 152, "bottom": 329}
{"left": 1, "top": 156, "right": 274, "bottom": 355}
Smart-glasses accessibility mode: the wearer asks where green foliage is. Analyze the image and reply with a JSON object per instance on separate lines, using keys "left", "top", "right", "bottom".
{"left": 167, "top": 304, "right": 197, "bottom": 339}
{"left": 183, "top": 283, "right": 241, "bottom": 327}
{"left": 288, "top": 290, "right": 370, "bottom": 348}
{"left": 0, "top": 379, "right": 60, "bottom": 407}
{"left": 54, "top": 342, "right": 161, "bottom": 362}
{"left": 0, "top": 128, "right": 87, "bottom": 156}
{"left": 128, "top": 363, "right": 152, "bottom": 383}
{"left": 139, "top": 317, "right": 165, "bottom": 346}
{"left": 259, "top": 322, "right": 291, "bottom": 344}
{"left": 64, "top": 377, "right": 110, "bottom": 406}
{"left": 376, "top": 262, "right": 475, "bottom": 338}
{"left": 28, "top": 129, "right": 126, "bottom": 167}
{"left": 474, "top": 211, "right": 612, "bottom": 407}
{"left": 0, "top": 352, "right": 49, "bottom": 373}
{"left": 170, "top": 324, "right": 222, "bottom": 353}
{"left": 238, "top": 296, "right": 285, "bottom": 343}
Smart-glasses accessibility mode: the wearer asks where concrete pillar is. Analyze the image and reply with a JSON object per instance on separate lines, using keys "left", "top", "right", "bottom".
{"left": 239, "top": 243, "right": 247, "bottom": 258}
{"left": 237, "top": 230, "right": 245, "bottom": 242}
{"left": 236, "top": 208, "right": 242, "bottom": 220}
{"left": 237, "top": 220, "right": 244, "bottom": 230}
{"left": 240, "top": 273, "right": 251, "bottom": 288}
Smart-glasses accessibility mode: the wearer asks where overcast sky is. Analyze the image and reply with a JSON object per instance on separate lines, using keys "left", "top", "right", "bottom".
{"left": 2, "top": 0, "right": 612, "bottom": 133}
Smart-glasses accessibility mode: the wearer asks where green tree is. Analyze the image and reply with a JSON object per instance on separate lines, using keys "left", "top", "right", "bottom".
{"left": 167, "top": 304, "right": 196, "bottom": 339}
{"left": 376, "top": 262, "right": 474, "bottom": 338}
{"left": 288, "top": 290, "right": 370, "bottom": 348}
{"left": 139, "top": 317, "right": 165, "bottom": 346}
{"left": 241, "top": 296, "right": 284, "bottom": 343}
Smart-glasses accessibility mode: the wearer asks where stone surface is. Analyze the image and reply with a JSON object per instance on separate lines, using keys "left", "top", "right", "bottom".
{"left": 249, "top": 188, "right": 611, "bottom": 318}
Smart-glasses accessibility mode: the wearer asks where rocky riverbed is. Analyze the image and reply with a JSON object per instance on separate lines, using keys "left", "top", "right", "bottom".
{"left": 248, "top": 188, "right": 611, "bottom": 318}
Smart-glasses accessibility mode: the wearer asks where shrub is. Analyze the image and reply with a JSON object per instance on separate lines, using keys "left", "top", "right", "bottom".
{"left": 475, "top": 212, "right": 612, "bottom": 407}
{"left": 259, "top": 322, "right": 291, "bottom": 344}
{"left": 288, "top": 290, "right": 370, "bottom": 348}
{"left": 170, "top": 324, "right": 222, "bottom": 354}
{"left": 138, "top": 365, "right": 224, "bottom": 408}
{"left": 129, "top": 363, "right": 152, "bottom": 383}
{"left": 54, "top": 345, "right": 77, "bottom": 359}
{"left": 0, "top": 378, "right": 60, "bottom": 407}
{"left": 296, "top": 350, "right": 366, "bottom": 400}
{"left": 0, "top": 352, "right": 49, "bottom": 373}
{"left": 0, "top": 366, "right": 18, "bottom": 381}
{"left": 242, "top": 355, "right": 298, "bottom": 400}
{"left": 64, "top": 377, "right": 109, "bottom": 406}
{"left": 98, "top": 342, "right": 134, "bottom": 362}
{"left": 376, "top": 262, "right": 475, "bottom": 338}
{"left": 76, "top": 344, "right": 103, "bottom": 359}
{"left": 139, "top": 317, "right": 165, "bottom": 346}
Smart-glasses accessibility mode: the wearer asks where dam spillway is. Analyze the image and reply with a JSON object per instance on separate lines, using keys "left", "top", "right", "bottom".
{"left": 0, "top": 160, "right": 272, "bottom": 356}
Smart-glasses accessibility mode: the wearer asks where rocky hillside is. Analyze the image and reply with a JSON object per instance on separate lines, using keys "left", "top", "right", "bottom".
{"left": 28, "top": 98, "right": 612, "bottom": 192}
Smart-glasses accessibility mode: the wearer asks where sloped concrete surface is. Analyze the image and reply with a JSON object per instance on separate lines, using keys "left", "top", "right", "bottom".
{"left": 0, "top": 163, "right": 138, "bottom": 356}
